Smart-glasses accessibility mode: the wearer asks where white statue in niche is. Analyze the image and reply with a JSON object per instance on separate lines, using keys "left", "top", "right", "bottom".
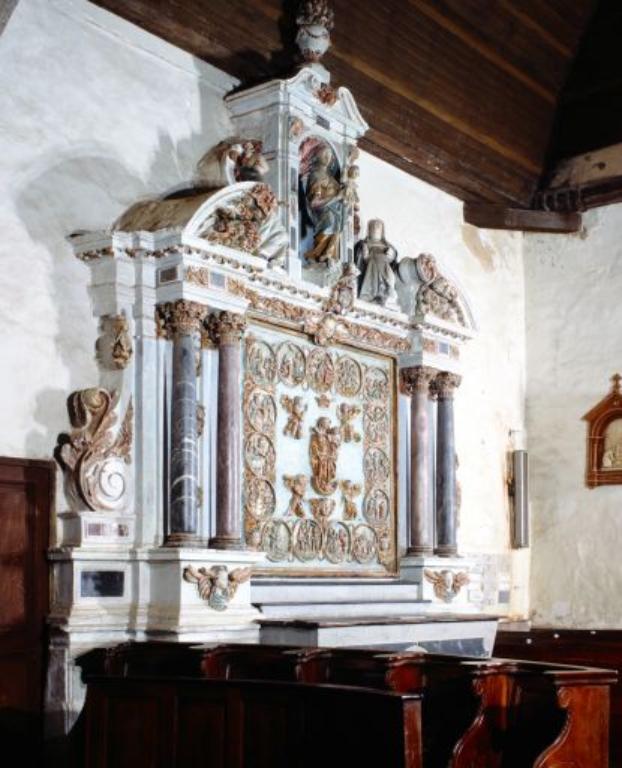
{"left": 355, "top": 219, "right": 399, "bottom": 307}
{"left": 602, "top": 419, "right": 622, "bottom": 469}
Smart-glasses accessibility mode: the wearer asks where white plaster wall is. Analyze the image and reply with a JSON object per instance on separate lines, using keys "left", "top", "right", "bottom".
{"left": 0, "top": 0, "right": 236, "bottom": 466}
{"left": 525, "top": 205, "right": 622, "bottom": 627}
{"left": 357, "top": 154, "right": 528, "bottom": 615}
{"left": 0, "top": 0, "right": 528, "bottom": 613}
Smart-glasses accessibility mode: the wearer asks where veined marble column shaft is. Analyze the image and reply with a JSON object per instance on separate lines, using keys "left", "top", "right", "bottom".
{"left": 401, "top": 366, "right": 436, "bottom": 555}
{"left": 433, "top": 372, "right": 461, "bottom": 557}
{"left": 162, "top": 300, "right": 207, "bottom": 547}
{"left": 208, "top": 311, "right": 246, "bottom": 550}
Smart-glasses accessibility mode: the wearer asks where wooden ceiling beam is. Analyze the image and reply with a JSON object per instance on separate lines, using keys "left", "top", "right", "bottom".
{"left": 463, "top": 202, "right": 582, "bottom": 233}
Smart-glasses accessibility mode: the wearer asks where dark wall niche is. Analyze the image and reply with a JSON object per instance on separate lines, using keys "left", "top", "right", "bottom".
{"left": 81, "top": 570, "right": 125, "bottom": 598}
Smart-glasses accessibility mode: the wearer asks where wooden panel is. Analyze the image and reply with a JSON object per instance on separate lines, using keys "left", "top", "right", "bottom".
{"left": 91, "top": 0, "right": 596, "bottom": 207}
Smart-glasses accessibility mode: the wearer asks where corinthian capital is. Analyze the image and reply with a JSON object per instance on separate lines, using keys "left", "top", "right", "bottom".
{"left": 400, "top": 366, "right": 437, "bottom": 396}
{"left": 431, "top": 371, "right": 462, "bottom": 400}
{"left": 208, "top": 311, "right": 247, "bottom": 345}
{"left": 157, "top": 300, "right": 208, "bottom": 337}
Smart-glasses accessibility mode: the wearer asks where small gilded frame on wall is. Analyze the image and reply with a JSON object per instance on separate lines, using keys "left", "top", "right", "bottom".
{"left": 583, "top": 374, "right": 622, "bottom": 488}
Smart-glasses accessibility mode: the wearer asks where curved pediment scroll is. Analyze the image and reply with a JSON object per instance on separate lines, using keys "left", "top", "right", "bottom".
{"left": 395, "top": 253, "right": 476, "bottom": 331}
{"left": 184, "top": 181, "right": 288, "bottom": 267}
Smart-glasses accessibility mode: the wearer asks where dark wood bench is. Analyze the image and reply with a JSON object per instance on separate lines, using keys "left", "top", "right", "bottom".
{"left": 495, "top": 627, "right": 622, "bottom": 767}
{"left": 76, "top": 642, "right": 617, "bottom": 767}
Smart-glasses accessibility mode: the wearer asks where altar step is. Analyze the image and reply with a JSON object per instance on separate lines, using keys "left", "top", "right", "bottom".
{"left": 257, "top": 615, "right": 499, "bottom": 658}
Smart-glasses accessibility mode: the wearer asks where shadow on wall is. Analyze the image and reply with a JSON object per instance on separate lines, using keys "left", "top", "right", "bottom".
{"left": 14, "top": 49, "right": 233, "bottom": 469}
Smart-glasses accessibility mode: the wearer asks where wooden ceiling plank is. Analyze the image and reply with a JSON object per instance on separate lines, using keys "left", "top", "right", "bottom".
{"left": 406, "top": 0, "right": 556, "bottom": 103}
{"left": 463, "top": 202, "right": 582, "bottom": 233}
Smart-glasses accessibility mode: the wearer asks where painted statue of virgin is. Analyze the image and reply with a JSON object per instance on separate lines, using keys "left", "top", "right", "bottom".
{"left": 303, "top": 145, "right": 345, "bottom": 264}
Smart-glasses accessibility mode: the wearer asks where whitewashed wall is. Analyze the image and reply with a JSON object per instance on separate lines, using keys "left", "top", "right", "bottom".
{"left": 525, "top": 205, "right": 622, "bottom": 627}
{"left": 0, "top": 0, "right": 528, "bottom": 613}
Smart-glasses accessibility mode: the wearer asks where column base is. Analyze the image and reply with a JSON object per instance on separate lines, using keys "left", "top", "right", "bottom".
{"left": 208, "top": 536, "right": 246, "bottom": 551}
{"left": 434, "top": 545, "right": 458, "bottom": 557}
{"left": 164, "top": 533, "right": 205, "bottom": 548}
{"left": 406, "top": 545, "right": 434, "bottom": 557}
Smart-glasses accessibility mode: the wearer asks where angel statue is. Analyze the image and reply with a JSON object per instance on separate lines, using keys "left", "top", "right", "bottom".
{"left": 183, "top": 564, "right": 251, "bottom": 611}
{"left": 354, "top": 219, "right": 399, "bottom": 308}
{"left": 424, "top": 569, "right": 469, "bottom": 603}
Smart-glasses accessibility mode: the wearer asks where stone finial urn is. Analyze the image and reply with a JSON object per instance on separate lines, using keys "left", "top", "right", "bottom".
{"left": 296, "top": 0, "right": 335, "bottom": 63}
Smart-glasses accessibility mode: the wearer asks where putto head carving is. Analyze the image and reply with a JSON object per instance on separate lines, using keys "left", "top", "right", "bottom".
{"left": 296, "top": 0, "right": 335, "bottom": 64}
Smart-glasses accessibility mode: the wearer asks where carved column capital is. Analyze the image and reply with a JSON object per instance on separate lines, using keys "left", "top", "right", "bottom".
{"left": 400, "top": 366, "right": 437, "bottom": 396}
{"left": 208, "top": 311, "right": 247, "bottom": 346}
{"left": 432, "top": 371, "right": 462, "bottom": 400}
{"left": 158, "top": 300, "right": 208, "bottom": 337}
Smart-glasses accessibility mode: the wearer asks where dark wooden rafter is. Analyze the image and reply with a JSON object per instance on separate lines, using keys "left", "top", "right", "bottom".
{"left": 91, "top": 0, "right": 597, "bottom": 211}
{"left": 463, "top": 203, "right": 581, "bottom": 233}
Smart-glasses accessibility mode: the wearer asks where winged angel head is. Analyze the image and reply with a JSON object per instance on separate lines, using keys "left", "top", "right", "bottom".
{"left": 424, "top": 569, "right": 469, "bottom": 603}
{"left": 183, "top": 565, "right": 252, "bottom": 611}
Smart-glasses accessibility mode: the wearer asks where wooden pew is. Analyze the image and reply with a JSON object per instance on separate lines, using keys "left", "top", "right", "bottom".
{"left": 495, "top": 628, "right": 622, "bottom": 767}
{"left": 76, "top": 642, "right": 616, "bottom": 768}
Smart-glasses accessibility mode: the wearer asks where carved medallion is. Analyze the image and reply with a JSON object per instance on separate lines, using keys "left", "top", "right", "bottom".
{"left": 364, "top": 367, "right": 389, "bottom": 402}
{"left": 246, "top": 339, "right": 277, "bottom": 387}
{"left": 324, "top": 522, "right": 350, "bottom": 564}
{"left": 309, "top": 417, "right": 342, "bottom": 495}
{"left": 363, "top": 404, "right": 390, "bottom": 445}
{"left": 351, "top": 525, "right": 378, "bottom": 564}
{"left": 364, "top": 448, "right": 391, "bottom": 487}
{"left": 247, "top": 390, "right": 277, "bottom": 434}
{"left": 293, "top": 519, "right": 324, "bottom": 561}
{"left": 363, "top": 489, "right": 390, "bottom": 525}
{"left": 277, "top": 341, "right": 306, "bottom": 387}
{"left": 307, "top": 348, "right": 335, "bottom": 392}
{"left": 244, "top": 432, "right": 276, "bottom": 479}
{"left": 335, "top": 355, "right": 362, "bottom": 397}
{"left": 262, "top": 520, "right": 292, "bottom": 561}
{"left": 245, "top": 477, "right": 276, "bottom": 520}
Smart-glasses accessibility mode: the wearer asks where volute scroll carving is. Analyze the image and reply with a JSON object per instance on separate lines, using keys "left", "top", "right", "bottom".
{"left": 55, "top": 388, "right": 133, "bottom": 512}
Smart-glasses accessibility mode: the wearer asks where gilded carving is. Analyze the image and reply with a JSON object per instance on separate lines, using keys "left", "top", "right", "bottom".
{"left": 309, "top": 417, "right": 342, "bottom": 495}
{"left": 55, "top": 389, "right": 133, "bottom": 512}
{"left": 245, "top": 432, "right": 276, "bottom": 479}
{"left": 262, "top": 520, "right": 292, "bottom": 561}
{"left": 326, "top": 263, "right": 358, "bottom": 315}
{"left": 248, "top": 390, "right": 277, "bottom": 434}
{"left": 424, "top": 569, "right": 470, "bottom": 603}
{"left": 309, "top": 497, "right": 335, "bottom": 525}
{"left": 363, "top": 403, "right": 389, "bottom": 445}
{"left": 307, "top": 348, "right": 335, "bottom": 392}
{"left": 245, "top": 477, "right": 276, "bottom": 520}
{"left": 196, "top": 403, "right": 205, "bottom": 438}
{"left": 284, "top": 474, "right": 308, "bottom": 518}
{"left": 277, "top": 341, "right": 306, "bottom": 386}
{"left": 183, "top": 565, "right": 251, "bottom": 611}
{"left": 293, "top": 519, "right": 323, "bottom": 561}
{"left": 339, "top": 480, "right": 361, "bottom": 520}
{"left": 325, "top": 522, "right": 350, "bottom": 564}
{"left": 316, "top": 394, "right": 332, "bottom": 408}
{"left": 281, "top": 394, "right": 307, "bottom": 439}
{"left": 363, "top": 489, "right": 390, "bottom": 525}
{"left": 400, "top": 366, "right": 436, "bottom": 396}
{"left": 335, "top": 355, "right": 362, "bottom": 397}
{"left": 432, "top": 371, "right": 462, "bottom": 399}
{"left": 208, "top": 311, "right": 247, "bottom": 345}
{"left": 185, "top": 266, "right": 211, "bottom": 288}
{"left": 157, "top": 299, "right": 208, "bottom": 337}
{"left": 337, "top": 403, "right": 361, "bottom": 443}
{"left": 246, "top": 338, "right": 277, "bottom": 387}
{"left": 364, "top": 366, "right": 389, "bottom": 402}
{"left": 96, "top": 314, "right": 133, "bottom": 370}
{"left": 351, "top": 525, "right": 377, "bottom": 564}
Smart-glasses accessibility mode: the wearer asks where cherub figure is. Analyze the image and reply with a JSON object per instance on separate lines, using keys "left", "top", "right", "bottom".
{"left": 424, "top": 569, "right": 469, "bottom": 603}
{"left": 340, "top": 480, "right": 362, "bottom": 520}
{"left": 183, "top": 565, "right": 251, "bottom": 611}
{"left": 337, "top": 402, "right": 361, "bottom": 443}
{"left": 281, "top": 395, "right": 307, "bottom": 439}
{"left": 284, "top": 474, "right": 308, "bottom": 518}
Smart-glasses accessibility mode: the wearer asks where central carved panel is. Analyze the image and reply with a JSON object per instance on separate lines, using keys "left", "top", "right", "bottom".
{"left": 242, "top": 323, "right": 397, "bottom": 575}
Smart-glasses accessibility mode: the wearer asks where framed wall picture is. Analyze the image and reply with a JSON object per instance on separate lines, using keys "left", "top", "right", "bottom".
{"left": 583, "top": 374, "right": 622, "bottom": 488}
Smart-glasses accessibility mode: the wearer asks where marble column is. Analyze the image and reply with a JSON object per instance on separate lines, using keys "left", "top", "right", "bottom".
{"left": 433, "top": 372, "right": 462, "bottom": 557}
{"left": 162, "top": 300, "right": 207, "bottom": 547}
{"left": 208, "top": 311, "right": 247, "bottom": 550}
{"left": 400, "top": 366, "right": 437, "bottom": 556}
